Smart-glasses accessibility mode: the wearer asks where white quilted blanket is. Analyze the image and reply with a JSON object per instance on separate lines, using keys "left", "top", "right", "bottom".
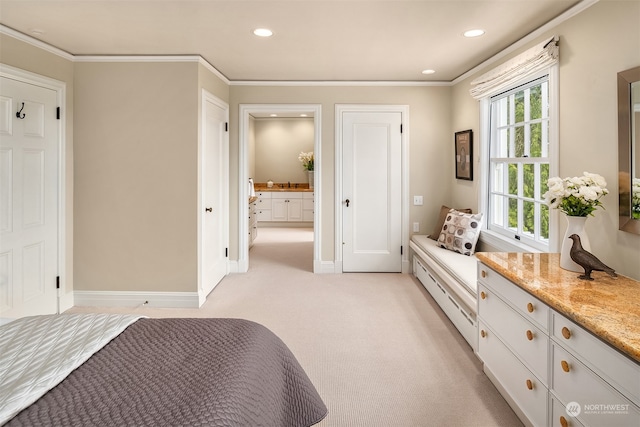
{"left": 0, "top": 313, "right": 143, "bottom": 425}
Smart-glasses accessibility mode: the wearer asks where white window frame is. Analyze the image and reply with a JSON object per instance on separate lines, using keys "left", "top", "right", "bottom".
{"left": 479, "top": 65, "right": 559, "bottom": 253}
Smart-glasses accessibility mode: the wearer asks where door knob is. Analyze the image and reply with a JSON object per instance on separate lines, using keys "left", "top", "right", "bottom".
{"left": 345, "top": 199, "right": 350, "bottom": 207}
{"left": 205, "top": 207, "right": 213, "bottom": 212}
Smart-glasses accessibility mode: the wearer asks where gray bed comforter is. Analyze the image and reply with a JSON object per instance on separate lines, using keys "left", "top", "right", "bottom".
{"left": 6, "top": 318, "right": 327, "bottom": 427}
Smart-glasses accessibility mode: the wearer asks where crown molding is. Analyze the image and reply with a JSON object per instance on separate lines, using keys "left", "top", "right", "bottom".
{"left": 230, "top": 80, "right": 450, "bottom": 87}
{"left": 0, "top": 24, "right": 74, "bottom": 61}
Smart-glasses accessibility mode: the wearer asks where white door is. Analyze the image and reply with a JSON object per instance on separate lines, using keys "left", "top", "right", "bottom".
{"left": 200, "top": 96, "right": 228, "bottom": 298}
{"left": 342, "top": 111, "right": 402, "bottom": 272}
{"left": 0, "top": 77, "right": 59, "bottom": 317}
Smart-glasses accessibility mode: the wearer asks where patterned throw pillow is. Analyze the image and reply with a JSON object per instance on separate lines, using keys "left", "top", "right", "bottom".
{"left": 437, "top": 210, "right": 483, "bottom": 256}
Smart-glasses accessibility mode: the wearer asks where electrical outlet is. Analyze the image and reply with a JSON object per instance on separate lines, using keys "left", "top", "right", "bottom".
{"left": 413, "top": 222, "right": 420, "bottom": 232}
{"left": 413, "top": 195, "right": 423, "bottom": 205}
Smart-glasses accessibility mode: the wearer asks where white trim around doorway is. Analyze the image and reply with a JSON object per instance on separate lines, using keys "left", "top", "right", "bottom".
{"left": 238, "top": 104, "right": 322, "bottom": 273}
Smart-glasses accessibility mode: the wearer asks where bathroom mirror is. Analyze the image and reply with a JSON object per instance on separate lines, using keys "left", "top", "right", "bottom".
{"left": 618, "top": 65, "right": 640, "bottom": 234}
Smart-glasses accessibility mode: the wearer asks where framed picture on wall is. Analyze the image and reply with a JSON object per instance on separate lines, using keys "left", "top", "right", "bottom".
{"left": 455, "top": 129, "right": 473, "bottom": 180}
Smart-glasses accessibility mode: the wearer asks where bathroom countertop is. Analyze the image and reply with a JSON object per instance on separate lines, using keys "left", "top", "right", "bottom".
{"left": 476, "top": 252, "right": 640, "bottom": 363}
{"left": 254, "top": 184, "right": 313, "bottom": 192}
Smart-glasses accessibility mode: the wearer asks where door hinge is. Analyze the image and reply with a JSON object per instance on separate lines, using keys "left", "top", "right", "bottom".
{"left": 225, "top": 247, "right": 228, "bottom": 257}
{"left": 56, "top": 107, "right": 61, "bottom": 120}
{"left": 56, "top": 276, "right": 60, "bottom": 289}
{"left": 225, "top": 122, "right": 228, "bottom": 132}
{"left": 400, "top": 124, "right": 403, "bottom": 133}
{"left": 401, "top": 246, "right": 403, "bottom": 255}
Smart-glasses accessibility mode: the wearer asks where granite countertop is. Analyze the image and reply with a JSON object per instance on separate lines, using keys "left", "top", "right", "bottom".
{"left": 476, "top": 252, "right": 640, "bottom": 363}
{"left": 254, "top": 183, "right": 313, "bottom": 192}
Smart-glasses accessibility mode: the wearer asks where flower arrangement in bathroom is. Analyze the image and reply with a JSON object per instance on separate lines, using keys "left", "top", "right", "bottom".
{"left": 298, "top": 151, "right": 314, "bottom": 171}
{"left": 543, "top": 171, "right": 609, "bottom": 217}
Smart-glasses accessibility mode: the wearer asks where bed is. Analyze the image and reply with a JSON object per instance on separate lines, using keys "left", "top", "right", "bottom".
{"left": 0, "top": 314, "right": 327, "bottom": 426}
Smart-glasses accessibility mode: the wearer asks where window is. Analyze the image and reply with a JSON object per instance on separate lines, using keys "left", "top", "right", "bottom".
{"left": 486, "top": 75, "right": 554, "bottom": 251}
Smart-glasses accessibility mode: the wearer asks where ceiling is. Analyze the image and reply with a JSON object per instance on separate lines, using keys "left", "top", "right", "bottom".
{"left": 0, "top": 0, "right": 588, "bottom": 83}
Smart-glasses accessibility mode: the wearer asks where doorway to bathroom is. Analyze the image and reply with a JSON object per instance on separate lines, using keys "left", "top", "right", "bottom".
{"left": 239, "top": 104, "right": 321, "bottom": 273}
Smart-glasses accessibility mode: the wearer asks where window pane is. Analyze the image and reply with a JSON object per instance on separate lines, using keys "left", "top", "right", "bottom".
{"left": 508, "top": 198, "right": 518, "bottom": 230}
{"left": 523, "top": 164, "right": 535, "bottom": 198}
{"left": 497, "top": 128, "right": 509, "bottom": 157}
{"left": 540, "top": 204, "right": 549, "bottom": 239}
{"left": 492, "top": 195, "right": 504, "bottom": 227}
{"left": 540, "top": 163, "right": 549, "bottom": 199}
{"left": 530, "top": 123, "right": 542, "bottom": 157}
{"left": 514, "top": 126, "right": 524, "bottom": 157}
{"left": 523, "top": 201, "right": 535, "bottom": 235}
{"left": 493, "top": 163, "right": 505, "bottom": 193}
{"left": 530, "top": 85, "right": 542, "bottom": 120}
{"left": 508, "top": 164, "right": 518, "bottom": 195}
{"left": 515, "top": 91, "right": 525, "bottom": 123}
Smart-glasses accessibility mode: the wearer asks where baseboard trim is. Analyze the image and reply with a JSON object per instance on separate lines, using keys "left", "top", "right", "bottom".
{"left": 73, "top": 290, "right": 201, "bottom": 308}
{"left": 314, "top": 260, "right": 339, "bottom": 274}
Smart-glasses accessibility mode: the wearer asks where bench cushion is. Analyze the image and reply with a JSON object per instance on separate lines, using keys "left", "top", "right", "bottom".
{"left": 411, "top": 235, "right": 477, "bottom": 296}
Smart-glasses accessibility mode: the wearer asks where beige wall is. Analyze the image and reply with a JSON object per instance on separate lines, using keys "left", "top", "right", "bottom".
{"left": 74, "top": 61, "right": 228, "bottom": 293}
{"left": 229, "top": 85, "right": 451, "bottom": 261}
{"left": 450, "top": 0, "right": 640, "bottom": 279}
{"left": 254, "top": 118, "right": 314, "bottom": 183}
{"left": 0, "top": 34, "right": 76, "bottom": 305}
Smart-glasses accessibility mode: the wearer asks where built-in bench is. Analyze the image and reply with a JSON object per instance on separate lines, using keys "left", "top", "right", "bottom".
{"left": 410, "top": 235, "right": 478, "bottom": 351}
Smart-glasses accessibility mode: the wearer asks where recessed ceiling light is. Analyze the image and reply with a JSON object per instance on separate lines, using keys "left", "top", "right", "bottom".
{"left": 253, "top": 28, "right": 273, "bottom": 37}
{"left": 421, "top": 69, "right": 436, "bottom": 75}
{"left": 31, "top": 28, "right": 45, "bottom": 36}
{"left": 464, "top": 29, "right": 485, "bottom": 38}
{"left": 270, "top": 114, "right": 278, "bottom": 117}
{"left": 300, "top": 114, "right": 308, "bottom": 117}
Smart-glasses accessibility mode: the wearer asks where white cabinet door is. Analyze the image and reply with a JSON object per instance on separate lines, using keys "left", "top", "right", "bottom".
{"left": 287, "top": 198, "right": 303, "bottom": 221}
{"left": 271, "top": 199, "right": 288, "bottom": 221}
{"left": 1, "top": 77, "right": 59, "bottom": 318}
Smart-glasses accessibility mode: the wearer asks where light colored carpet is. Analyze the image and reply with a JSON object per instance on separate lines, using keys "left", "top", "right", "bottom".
{"left": 68, "top": 227, "right": 522, "bottom": 427}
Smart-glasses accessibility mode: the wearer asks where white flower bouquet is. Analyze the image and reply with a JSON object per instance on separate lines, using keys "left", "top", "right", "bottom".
{"left": 543, "top": 171, "right": 608, "bottom": 217}
{"left": 298, "top": 151, "right": 314, "bottom": 171}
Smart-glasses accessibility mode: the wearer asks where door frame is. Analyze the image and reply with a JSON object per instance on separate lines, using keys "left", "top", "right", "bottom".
{"left": 238, "top": 104, "right": 321, "bottom": 273}
{"left": 0, "top": 63, "right": 68, "bottom": 311}
{"left": 335, "top": 104, "right": 410, "bottom": 273}
{"left": 199, "top": 89, "right": 229, "bottom": 303}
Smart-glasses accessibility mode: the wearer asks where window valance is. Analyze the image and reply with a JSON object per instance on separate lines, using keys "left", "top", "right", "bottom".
{"left": 469, "top": 36, "right": 559, "bottom": 100}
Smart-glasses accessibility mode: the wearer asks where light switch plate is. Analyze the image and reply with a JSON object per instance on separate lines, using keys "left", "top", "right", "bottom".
{"left": 413, "top": 195, "right": 423, "bottom": 205}
{"left": 413, "top": 222, "right": 420, "bottom": 232}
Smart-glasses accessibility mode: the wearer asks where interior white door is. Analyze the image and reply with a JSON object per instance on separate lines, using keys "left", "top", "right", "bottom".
{"left": 201, "top": 97, "right": 228, "bottom": 298}
{"left": 342, "top": 111, "right": 402, "bottom": 272}
{"left": 0, "top": 76, "right": 59, "bottom": 318}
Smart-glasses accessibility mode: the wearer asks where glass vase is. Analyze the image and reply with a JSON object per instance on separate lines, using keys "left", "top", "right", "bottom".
{"left": 560, "top": 215, "right": 591, "bottom": 272}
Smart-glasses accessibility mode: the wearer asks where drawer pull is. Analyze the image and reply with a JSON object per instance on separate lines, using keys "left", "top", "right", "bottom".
{"left": 526, "top": 379, "right": 533, "bottom": 390}
{"left": 561, "top": 326, "right": 571, "bottom": 340}
{"left": 559, "top": 416, "right": 569, "bottom": 427}
{"left": 480, "top": 291, "right": 486, "bottom": 300}
{"left": 481, "top": 270, "right": 487, "bottom": 278}
{"left": 526, "top": 330, "right": 534, "bottom": 341}
{"left": 480, "top": 329, "right": 487, "bottom": 338}
{"left": 561, "top": 360, "right": 570, "bottom": 373}
{"left": 526, "top": 302, "right": 534, "bottom": 313}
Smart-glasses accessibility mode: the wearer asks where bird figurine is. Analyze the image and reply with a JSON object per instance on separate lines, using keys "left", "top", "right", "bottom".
{"left": 568, "top": 234, "right": 617, "bottom": 281}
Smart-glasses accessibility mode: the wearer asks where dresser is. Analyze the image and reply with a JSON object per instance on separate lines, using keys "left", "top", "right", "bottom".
{"left": 476, "top": 252, "right": 640, "bottom": 427}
